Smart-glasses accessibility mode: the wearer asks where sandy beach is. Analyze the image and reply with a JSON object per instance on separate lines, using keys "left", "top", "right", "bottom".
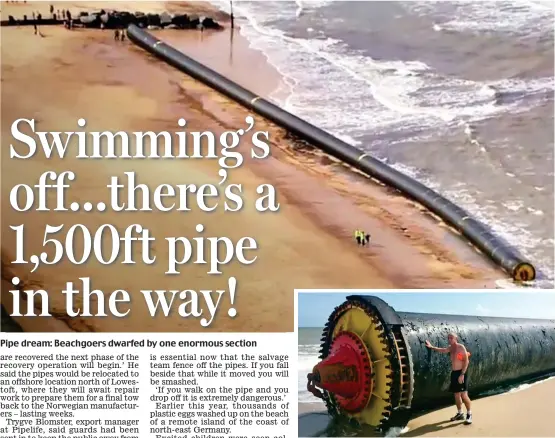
{"left": 1, "top": 1, "right": 501, "bottom": 333}
{"left": 299, "top": 377, "right": 555, "bottom": 437}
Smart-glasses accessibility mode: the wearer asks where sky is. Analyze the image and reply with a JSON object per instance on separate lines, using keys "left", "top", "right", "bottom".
{"left": 298, "top": 291, "right": 555, "bottom": 327}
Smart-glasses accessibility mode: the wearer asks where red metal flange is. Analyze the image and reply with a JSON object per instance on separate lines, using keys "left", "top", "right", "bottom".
{"left": 311, "top": 331, "right": 373, "bottom": 413}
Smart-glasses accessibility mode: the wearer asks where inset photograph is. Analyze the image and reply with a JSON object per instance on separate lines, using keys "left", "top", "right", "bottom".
{"left": 298, "top": 291, "right": 555, "bottom": 437}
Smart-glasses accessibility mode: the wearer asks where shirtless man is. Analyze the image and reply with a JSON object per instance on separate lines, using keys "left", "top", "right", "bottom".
{"left": 426, "top": 333, "right": 472, "bottom": 424}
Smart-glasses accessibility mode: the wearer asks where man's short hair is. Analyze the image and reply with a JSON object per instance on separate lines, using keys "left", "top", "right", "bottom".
{"left": 448, "top": 332, "right": 458, "bottom": 339}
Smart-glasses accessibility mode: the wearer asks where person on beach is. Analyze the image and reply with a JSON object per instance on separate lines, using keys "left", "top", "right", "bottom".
{"left": 426, "top": 333, "right": 472, "bottom": 425}
{"left": 120, "top": 29, "right": 125, "bottom": 41}
{"left": 361, "top": 231, "right": 367, "bottom": 246}
{"left": 354, "top": 229, "right": 362, "bottom": 246}
{"left": 365, "top": 233, "right": 371, "bottom": 245}
{"left": 114, "top": 29, "right": 120, "bottom": 41}
{"left": 230, "top": 1, "right": 234, "bottom": 29}
{"left": 33, "top": 23, "right": 37, "bottom": 35}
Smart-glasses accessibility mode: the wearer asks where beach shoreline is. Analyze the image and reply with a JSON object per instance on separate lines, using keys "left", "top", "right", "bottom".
{"left": 1, "top": 1, "right": 502, "bottom": 333}
{"left": 298, "top": 377, "right": 555, "bottom": 437}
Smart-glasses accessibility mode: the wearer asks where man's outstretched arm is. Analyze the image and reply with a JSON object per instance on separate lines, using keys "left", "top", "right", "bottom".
{"left": 425, "top": 340, "right": 450, "bottom": 353}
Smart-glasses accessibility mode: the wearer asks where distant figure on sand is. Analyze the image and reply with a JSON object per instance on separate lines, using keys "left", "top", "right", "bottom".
{"left": 360, "top": 232, "right": 367, "bottom": 246}
{"left": 426, "top": 333, "right": 473, "bottom": 425}
{"left": 354, "top": 229, "right": 362, "bottom": 246}
{"left": 114, "top": 29, "right": 120, "bottom": 41}
{"left": 120, "top": 29, "right": 125, "bottom": 41}
{"left": 230, "top": 0, "right": 234, "bottom": 29}
{"left": 33, "top": 23, "right": 37, "bottom": 35}
{"left": 354, "top": 230, "right": 370, "bottom": 246}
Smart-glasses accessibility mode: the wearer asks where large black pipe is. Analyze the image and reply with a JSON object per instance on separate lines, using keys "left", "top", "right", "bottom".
{"left": 398, "top": 310, "right": 555, "bottom": 409}
{"left": 127, "top": 24, "right": 536, "bottom": 282}
{"left": 317, "top": 295, "right": 555, "bottom": 430}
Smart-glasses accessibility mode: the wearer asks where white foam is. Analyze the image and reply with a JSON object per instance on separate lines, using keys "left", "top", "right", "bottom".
{"left": 228, "top": 0, "right": 552, "bottom": 141}
{"left": 525, "top": 0, "right": 555, "bottom": 11}
{"left": 495, "top": 278, "right": 526, "bottom": 289}
{"left": 295, "top": 0, "right": 303, "bottom": 18}
{"left": 298, "top": 352, "right": 319, "bottom": 373}
{"left": 527, "top": 207, "right": 544, "bottom": 216}
{"left": 405, "top": 1, "right": 554, "bottom": 36}
{"left": 298, "top": 352, "right": 320, "bottom": 403}
{"left": 474, "top": 374, "right": 555, "bottom": 398}
{"left": 385, "top": 427, "right": 403, "bottom": 437}
{"left": 211, "top": 0, "right": 554, "bottom": 286}
{"left": 493, "top": 76, "right": 555, "bottom": 102}
{"left": 504, "top": 376, "right": 555, "bottom": 394}
{"left": 380, "top": 427, "right": 412, "bottom": 437}
{"left": 283, "top": 15, "right": 534, "bottom": 123}
{"left": 479, "top": 84, "right": 499, "bottom": 98}
{"left": 503, "top": 200, "right": 524, "bottom": 212}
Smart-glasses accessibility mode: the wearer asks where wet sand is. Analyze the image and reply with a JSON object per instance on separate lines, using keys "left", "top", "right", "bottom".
{"left": 1, "top": 2, "right": 499, "bottom": 333}
{"left": 299, "top": 377, "right": 555, "bottom": 437}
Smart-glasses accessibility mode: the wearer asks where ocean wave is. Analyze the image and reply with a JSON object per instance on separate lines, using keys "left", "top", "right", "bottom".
{"left": 209, "top": 0, "right": 554, "bottom": 286}
{"left": 295, "top": 0, "right": 337, "bottom": 17}
{"left": 507, "top": 375, "right": 555, "bottom": 394}
{"left": 492, "top": 76, "right": 555, "bottom": 106}
{"left": 480, "top": 374, "right": 555, "bottom": 396}
{"left": 230, "top": 1, "right": 550, "bottom": 135}
{"left": 299, "top": 388, "right": 318, "bottom": 403}
{"left": 299, "top": 351, "right": 320, "bottom": 403}
{"left": 299, "top": 344, "right": 321, "bottom": 356}
{"left": 404, "top": 0, "right": 554, "bottom": 36}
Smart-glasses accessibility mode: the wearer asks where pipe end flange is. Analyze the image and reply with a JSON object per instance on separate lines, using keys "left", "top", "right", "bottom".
{"left": 513, "top": 262, "right": 536, "bottom": 282}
